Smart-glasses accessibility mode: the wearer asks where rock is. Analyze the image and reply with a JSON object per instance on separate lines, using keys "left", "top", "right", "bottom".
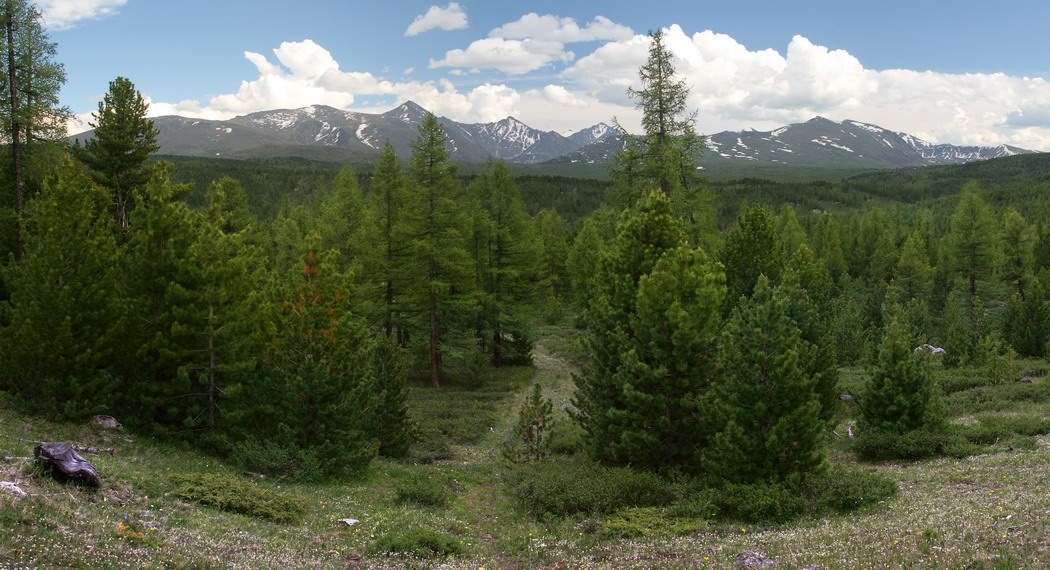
{"left": 1016, "top": 376, "right": 1033, "bottom": 383}
{"left": 337, "top": 518, "right": 359, "bottom": 526}
{"left": 736, "top": 550, "right": 777, "bottom": 567}
{"left": 34, "top": 442, "right": 101, "bottom": 487}
{"left": 90, "top": 415, "right": 122, "bottom": 429}
{"left": 0, "top": 481, "right": 27, "bottom": 498}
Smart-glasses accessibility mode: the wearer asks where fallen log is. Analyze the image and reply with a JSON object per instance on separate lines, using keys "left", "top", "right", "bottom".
{"left": 34, "top": 442, "right": 101, "bottom": 487}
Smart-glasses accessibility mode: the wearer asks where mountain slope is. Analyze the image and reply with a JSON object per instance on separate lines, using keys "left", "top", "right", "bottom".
{"left": 554, "top": 117, "right": 1038, "bottom": 169}
{"left": 71, "top": 103, "right": 1037, "bottom": 169}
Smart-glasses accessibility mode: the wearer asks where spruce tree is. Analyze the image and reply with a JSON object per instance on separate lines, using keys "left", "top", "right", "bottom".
{"left": 72, "top": 76, "right": 159, "bottom": 229}
{"left": 709, "top": 277, "right": 825, "bottom": 486}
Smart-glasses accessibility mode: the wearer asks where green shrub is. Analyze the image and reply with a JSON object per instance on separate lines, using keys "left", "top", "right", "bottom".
{"left": 853, "top": 427, "right": 959, "bottom": 461}
{"left": 600, "top": 507, "right": 704, "bottom": 539}
{"left": 393, "top": 474, "right": 454, "bottom": 508}
{"left": 230, "top": 436, "right": 321, "bottom": 480}
{"left": 802, "top": 465, "right": 897, "bottom": 514}
{"left": 711, "top": 482, "right": 808, "bottom": 524}
{"left": 510, "top": 457, "right": 674, "bottom": 517}
{"left": 937, "top": 369, "right": 989, "bottom": 395}
{"left": 168, "top": 473, "right": 305, "bottom": 523}
{"left": 369, "top": 526, "right": 463, "bottom": 558}
{"left": 502, "top": 383, "right": 555, "bottom": 463}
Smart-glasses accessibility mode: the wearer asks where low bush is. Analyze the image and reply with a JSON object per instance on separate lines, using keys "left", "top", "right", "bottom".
{"left": 168, "top": 473, "right": 305, "bottom": 523}
{"left": 853, "top": 427, "right": 960, "bottom": 461}
{"left": 229, "top": 436, "right": 321, "bottom": 480}
{"left": 600, "top": 506, "right": 704, "bottom": 539}
{"left": 802, "top": 465, "right": 897, "bottom": 514}
{"left": 710, "top": 482, "right": 808, "bottom": 524}
{"left": 368, "top": 526, "right": 463, "bottom": 558}
{"left": 510, "top": 456, "right": 674, "bottom": 517}
{"left": 392, "top": 474, "right": 455, "bottom": 508}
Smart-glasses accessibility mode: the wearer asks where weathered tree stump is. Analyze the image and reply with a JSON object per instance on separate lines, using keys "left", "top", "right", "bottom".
{"left": 34, "top": 442, "right": 101, "bottom": 487}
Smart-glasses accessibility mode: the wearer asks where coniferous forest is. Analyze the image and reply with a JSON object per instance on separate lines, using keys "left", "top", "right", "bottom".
{"left": 2, "top": 10, "right": 1050, "bottom": 568}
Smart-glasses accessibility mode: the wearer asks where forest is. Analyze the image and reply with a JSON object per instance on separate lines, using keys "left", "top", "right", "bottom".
{"left": 1, "top": 8, "right": 1049, "bottom": 568}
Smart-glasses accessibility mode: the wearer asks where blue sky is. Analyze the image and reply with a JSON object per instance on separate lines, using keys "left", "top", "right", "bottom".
{"left": 45, "top": 0, "right": 1050, "bottom": 150}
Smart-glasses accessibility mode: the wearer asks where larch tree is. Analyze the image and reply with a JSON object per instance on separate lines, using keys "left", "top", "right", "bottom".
{"left": 468, "top": 158, "right": 538, "bottom": 366}
{"left": 359, "top": 142, "right": 411, "bottom": 341}
{"left": 611, "top": 29, "right": 713, "bottom": 245}
{"left": 71, "top": 76, "right": 158, "bottom": 229}
{"left": 0, "top": 0, "right": 70, "bottom": 258}
{"left": 946, "top": 182, "right": 997, "bottom": 310}
{"left": 406, "top": 113, "right": 471, "bottom": 387}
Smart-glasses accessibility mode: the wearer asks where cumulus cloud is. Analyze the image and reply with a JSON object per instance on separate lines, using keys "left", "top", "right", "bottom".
{"left": 38, "top": 0, "right": 126, "bottom": 30}
{"left": 139, "top": 25, "right": 1050, "bottom": 151}
{"left": 430, "top": 37, "right": 573, "bottom": 75}
{"left": 404, "top": 2, "right": 468, "bottom": 37}
{"left": 431, "top": 13, "right": 634, "bottom": 75}
{"left": 491, "top": 14, "right": 633, "bottom": 43}
{"left": 564, "top": 24, "right": 1050, "bottom": 149}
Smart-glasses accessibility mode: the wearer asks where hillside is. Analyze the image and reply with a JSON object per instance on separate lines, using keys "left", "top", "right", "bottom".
{"left": 72, "top": 102, "right": 1038, "bottom": 172}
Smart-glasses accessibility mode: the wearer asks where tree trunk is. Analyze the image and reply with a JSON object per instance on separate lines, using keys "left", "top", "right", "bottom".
{"left": 429, "top": 290, "right": 440, "bottom": 388}
{"left": 6, "top": 6, "right": 24, "bottom": 260}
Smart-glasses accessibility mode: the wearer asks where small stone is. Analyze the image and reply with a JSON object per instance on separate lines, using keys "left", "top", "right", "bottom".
{"left": 737, "top": 550, "right": 777, "bottom": 567}
{"left": 0, "top": 481, "right": 27, "bottom": 498}
{"left": 337, "top": 518, "right": 359, "bottom": 526}
{"left": 90, "top": 415, "right": 122, "bottom": 429}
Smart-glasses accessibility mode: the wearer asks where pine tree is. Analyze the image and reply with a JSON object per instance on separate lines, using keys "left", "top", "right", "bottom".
{"left": 859, "top": 311, "right": 945, "bottom": 436}
{"left": 71, "top": 76, "right": 159, "bottom": 229}
{"left": 0, "top": 160, "right": 124, "bottom": 417}
{"left": 1001, "top": 278, "right": 1048, "bottom": 357}
{"left": 719, "top": 203, "right": 785, "bottom": 306}
{"left": 405, "top": 113, "right": 472, "bottom": 387}
{"left": 0, "top": 0, "right": 71, "bottom": 258}
{"left": 572, "top": 192, "right": 691, "bottom": 465}
{"left": 893, "top": 229, "right": 934, "bottom": 303}
{"left": 228, "top": 241, "right": 381, "bottom": 477}
{"left": 172, "top": 178, "right": 260, "bottom": 434}
{"left": 709, "top": 277, "right": 825, "bottom": 486}
{"left": 1000, "top": 208, "right": 1035, "bottom": 296}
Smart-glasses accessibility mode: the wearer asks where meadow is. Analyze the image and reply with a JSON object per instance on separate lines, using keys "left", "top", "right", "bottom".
{"left": 1, "top": 322, "right": 1048, "bottom": 569}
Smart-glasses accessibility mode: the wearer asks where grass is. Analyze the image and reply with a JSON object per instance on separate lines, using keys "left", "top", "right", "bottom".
{"left": 2, "top": 327, "right": 1050, "bottom": 568}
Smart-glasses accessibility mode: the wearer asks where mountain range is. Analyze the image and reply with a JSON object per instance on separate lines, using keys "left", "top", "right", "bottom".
{"left": 70, "top": 101, "right": 1037, "bottom": 170}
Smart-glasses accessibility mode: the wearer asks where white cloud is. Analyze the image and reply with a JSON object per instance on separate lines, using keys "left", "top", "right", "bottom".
{"left": 491, "top": 14, "right": 633, "bottom": 43}
{"left": 430, "top": 37, "right": 572, "bottom": 75}
{"left": 563, "top": 24, "right": 1050, "bottom": 150}
{"left": 404, "top": 2, "right": 468, "bottom": 37}
{"left": 136, "top": 27, "right": 1050, "bottom": 151}
{"left": 38, "top": 0, "right": 126, "bottom": 30}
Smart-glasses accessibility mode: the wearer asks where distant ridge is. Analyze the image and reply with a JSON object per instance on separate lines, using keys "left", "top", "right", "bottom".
{"left": 71, "top": 102, "right": 1037, "bottom": 169}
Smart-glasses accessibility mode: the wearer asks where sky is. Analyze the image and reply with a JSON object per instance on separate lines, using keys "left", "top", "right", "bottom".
{"left": 44, "top": 0, "right": 1050, "bottom": 151}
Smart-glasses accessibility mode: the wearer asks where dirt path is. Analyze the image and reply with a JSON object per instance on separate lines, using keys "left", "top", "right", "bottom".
{"left": 454, "top": 334, "right": 580, "bottom": 464}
